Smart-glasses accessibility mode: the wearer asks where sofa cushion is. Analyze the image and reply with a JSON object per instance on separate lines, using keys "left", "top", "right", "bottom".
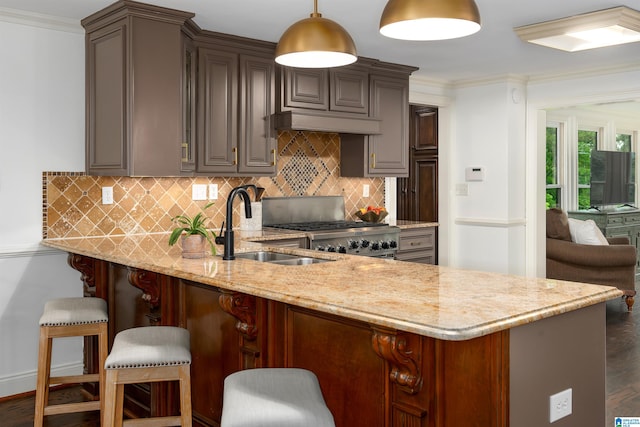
{"left": 546, "top": 208, "right": 572, "bottom": 241}
{"left": 568, "top": 218, "right": 609, "bottom": 245}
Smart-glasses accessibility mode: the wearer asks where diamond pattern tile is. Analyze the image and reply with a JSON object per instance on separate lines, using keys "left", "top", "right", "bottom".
{"left": 42, "top": 131, "right": 386, "bottom": 238}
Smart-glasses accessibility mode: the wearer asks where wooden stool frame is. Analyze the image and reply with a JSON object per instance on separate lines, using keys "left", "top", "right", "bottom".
{"left": 34, "top": 321, "right": 108, "bottom": 427}
{"left": 103, "top": 364, "right": 192, "bottom": 427}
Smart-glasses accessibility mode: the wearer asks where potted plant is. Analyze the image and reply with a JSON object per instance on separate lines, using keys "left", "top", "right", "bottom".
{"left": 168, "top": 202, "right": 217, "bottom": 258}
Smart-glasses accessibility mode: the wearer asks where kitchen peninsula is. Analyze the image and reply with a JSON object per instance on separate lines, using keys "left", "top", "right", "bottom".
{"left": 42, "top": 233, "right": 620, "bottom": 427}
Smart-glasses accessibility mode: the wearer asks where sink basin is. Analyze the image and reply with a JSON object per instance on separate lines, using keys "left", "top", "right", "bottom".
{"left": 234, "top": 251, "right": 332, "bottom": 265}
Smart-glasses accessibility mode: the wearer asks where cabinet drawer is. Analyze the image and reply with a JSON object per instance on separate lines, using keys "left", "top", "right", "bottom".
{"left": 398, "top": 228, "right": 435, "bottom": 252}
{"left": 395, "top": 250, "right": 435, "bottom": 264}
{"left": 624, "top": 215, "right": 640, "bottom": 224}
{"left": 608, "top": 216, "right": 624, "bottom": 225}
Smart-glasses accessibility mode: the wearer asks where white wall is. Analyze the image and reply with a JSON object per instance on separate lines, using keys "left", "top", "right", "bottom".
{"left": 0, "top": 13, "right": 85, "bottom": 397}
{"left": 449, "top": 79, "right": 527, "bottom": 275}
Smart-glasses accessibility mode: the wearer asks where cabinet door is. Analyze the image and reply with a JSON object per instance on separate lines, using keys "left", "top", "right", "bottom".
{"left": 368, "top": 74, "right": 409, "bottom": 176}
{"left": 412, "top": 156, "right": 438, "bottom": 222}
{"left": 330, "top": 67, "right": 368, "bottom": 114}
{"left": 238, "top": 54, "right": 276, "bottom": 175}
{"left": 412, "top": 106, "right": 438, "bottom": 151}
{"left": 181, "top": 35, "right": 196, "bottom": 173}
{"left": 86, "top": 21, "right": 128, "bottom": 175}
{"left": 281, "top": 68, "right": 328, "bottom": 110}
{"left": 197, "top": 48, "right": 238, "bottom": 174}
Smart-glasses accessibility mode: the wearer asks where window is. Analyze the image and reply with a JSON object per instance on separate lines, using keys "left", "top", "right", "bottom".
{"left": 546, "top": 126, "right": 561, "bottom": 208}
{"left": 577, "top": 129, "right": 598, "bottom": 209}
{"left": 617, "top": 132, "right": 632, "bottom": 151}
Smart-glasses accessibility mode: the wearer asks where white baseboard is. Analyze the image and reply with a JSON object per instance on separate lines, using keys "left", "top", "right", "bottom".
{"left": 0, "top": 361, "right": 83, "bottom": 398}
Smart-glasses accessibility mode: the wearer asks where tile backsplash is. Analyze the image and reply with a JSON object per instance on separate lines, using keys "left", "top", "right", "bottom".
{"left": 43, "top": 131, "right": 385, "bottom": 239}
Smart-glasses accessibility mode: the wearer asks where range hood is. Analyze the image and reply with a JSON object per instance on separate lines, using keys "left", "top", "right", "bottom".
{"left": 273, "top": 110, "right": 381, "bottom": 135}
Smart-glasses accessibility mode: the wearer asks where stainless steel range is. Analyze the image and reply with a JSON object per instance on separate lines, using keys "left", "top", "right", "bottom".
{"left": 262, "top": 196, "right": 399, "bottom": 258}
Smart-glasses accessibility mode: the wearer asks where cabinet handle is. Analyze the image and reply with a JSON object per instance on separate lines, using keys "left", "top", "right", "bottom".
{"left": 232, "top": 147, "right": 238, "bottom": 165}
{"left": 181, "top": 142, "right": 189, "bottom": 162}
{"left": 271, "top": 149, "right": 276, "bottom": 166}
{"left": 410, "top": 241, "right": 423, "bottom": 246}
{"left": 371, "top": 153, "right": 376, "bottom": 169}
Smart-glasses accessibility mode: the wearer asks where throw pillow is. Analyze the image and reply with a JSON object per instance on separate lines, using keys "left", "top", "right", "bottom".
{"left": 567, "top": 218, "right": 609, "bottom": 245}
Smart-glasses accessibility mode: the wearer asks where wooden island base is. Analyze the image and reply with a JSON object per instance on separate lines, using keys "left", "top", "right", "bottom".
{"left": 69, "top": 253, "right": 606, "bottom": 427}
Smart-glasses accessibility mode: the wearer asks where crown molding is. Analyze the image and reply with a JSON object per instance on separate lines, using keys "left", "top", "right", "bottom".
{"left": 0, "top": 6, "right": 83, "bottom": 33}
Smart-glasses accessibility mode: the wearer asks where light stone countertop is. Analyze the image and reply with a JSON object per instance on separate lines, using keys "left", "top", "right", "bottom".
{"left": 41, "top": 233, "right": 621, "bottom": 341}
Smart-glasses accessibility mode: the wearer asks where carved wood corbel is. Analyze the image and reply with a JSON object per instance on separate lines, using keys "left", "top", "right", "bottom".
{"left": 67, "top": 253, "right": 95, "bottom": 295}
{"left": 371, "top": 327, "right": 423, "bottom": 394}
{"left": 127, "top": 267, "right": 160, "bottom": 308}
{"left": 219, "top": 292, "right": 258, "bottom": 340}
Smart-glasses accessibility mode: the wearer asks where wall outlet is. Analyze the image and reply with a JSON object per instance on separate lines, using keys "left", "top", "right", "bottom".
{"left": 455, "top": 183, "right": 469, "bottom": 196}
{"left": 101, "top": 187, "right": 113, "bottom": 205}
{"left": 192, "top": 184, "right": 207, "bottom": 201}
{"left": 549, "top": 388, "right": 572, "bottom": 423}
{"left": 363, "top": 184, "right": 370, "bottom": 197}
{"left": 209, "top": 184, "right": 218, "bottom": 200}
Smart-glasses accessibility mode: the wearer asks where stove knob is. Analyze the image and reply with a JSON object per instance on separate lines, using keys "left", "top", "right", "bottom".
{"left": 371, "top": 242, "right": 380, "bottom": 251}
{"left": 349, "top": 240, "right": 359, "bottom": 249}
{"left": 361, "top": 239, "right": 370, "bottom": 248}
{"left": 327, "top": 245, "right": 336, "bottom": 253}
{"left": 381, "top": 241, "right": 390, "bottom": 249}
{"left": 338, "top": 245, "right": 347, "bottom": 254}
{"left": 389, "top": 240, "right": 397, "bottom": 248}
{"left": 316, "top": 246, "right": 326, "bottom": 251}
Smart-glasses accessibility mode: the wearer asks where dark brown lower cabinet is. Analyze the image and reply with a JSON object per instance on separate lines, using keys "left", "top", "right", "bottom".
{"left": 70, "top": 254, "right": 509, "bottom": 427}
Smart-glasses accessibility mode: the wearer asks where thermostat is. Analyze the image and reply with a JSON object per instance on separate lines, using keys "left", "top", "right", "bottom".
{"left": 465, "top": 166, "right": 484, "bottom": 182}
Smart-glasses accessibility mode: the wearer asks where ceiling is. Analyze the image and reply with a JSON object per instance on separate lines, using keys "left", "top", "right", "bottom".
{"left": 1, "top": 0, "right": 640, "bottom": 83}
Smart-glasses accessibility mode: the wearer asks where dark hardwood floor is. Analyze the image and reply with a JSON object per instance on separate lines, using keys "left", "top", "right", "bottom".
{"left": 1, "top": 297, "right": 638, "bottom": 426}
{"left": 606, "top": 296, "right": 640, "bottom": 422}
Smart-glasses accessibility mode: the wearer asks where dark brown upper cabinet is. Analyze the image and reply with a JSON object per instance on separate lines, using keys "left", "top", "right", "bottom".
{"left": 196, "top": 44, "right": 276, "bottom": 176}
{"left": 281, "top": 68, "right": 328, "bottom": 111}
{"left": 340, "top": 67, "right": 415, "bottom": 177}
{"left": 279, "top": 62, "right": 370, "bottom": 115}
{"left": 83, "top": 1, "right": 415, "bottom": 178}
{"left": 83, "top": 1, "right": 275, "bottom": 177}
{"left": 83, "top": 1, "right": 194, "bottom": 176}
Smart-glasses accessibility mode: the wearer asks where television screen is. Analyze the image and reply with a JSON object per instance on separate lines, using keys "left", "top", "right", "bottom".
{"left": 590, "top": 150, "right": 636, "bottom": 207}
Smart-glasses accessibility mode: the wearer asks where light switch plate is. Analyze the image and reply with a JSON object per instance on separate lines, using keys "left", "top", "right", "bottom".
{"left": 192, "top": 184, "right": 207, "bottom": 201}
{"left": 363, "top": 184, "right": 370, "bottom": 197}
{"left": 455, "top": 183, "right": 469, "bottom": 196}
{"left": 101, "top": 187, "right": 113, "bottom": 205}
{"left": 209, "top": 184, "right": 218, "bottom": 200}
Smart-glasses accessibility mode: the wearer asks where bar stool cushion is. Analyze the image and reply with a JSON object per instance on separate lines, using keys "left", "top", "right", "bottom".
{"left": 39, "top": 297, "right": 108, "bottom": 326}
{"left": 221, "top": 368, "right": 335, "bottom": 427}
{"left": 105, "top": 326, "right": 191, "bottom": 369}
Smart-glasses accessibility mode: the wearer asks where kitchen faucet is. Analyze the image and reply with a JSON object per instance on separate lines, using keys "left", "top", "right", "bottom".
{"left": 217, "top": 185, "right": 257, "bottom": 260}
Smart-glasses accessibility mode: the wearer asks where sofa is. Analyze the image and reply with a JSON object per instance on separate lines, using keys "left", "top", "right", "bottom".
{"left": 546, "top": 208, "right": 636, "bottom": 311}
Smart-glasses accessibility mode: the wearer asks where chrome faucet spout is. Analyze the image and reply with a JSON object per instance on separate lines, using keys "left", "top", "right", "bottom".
{"left": 222, "top": 185, "right": 255, "bottom": 260}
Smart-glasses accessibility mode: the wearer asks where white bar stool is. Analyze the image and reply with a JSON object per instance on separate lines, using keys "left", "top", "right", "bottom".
{"left": 221, "top": 368, "right": 335, "bottom": 427}
{"left": 103, "top": 326, "right": 192, "bottom": 427}
{"left": 34, "top": 297, "right": 109, "bottom": 427}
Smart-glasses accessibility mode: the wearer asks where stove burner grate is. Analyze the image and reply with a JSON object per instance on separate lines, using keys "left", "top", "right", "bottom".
{"left": 268, "top": 221, "right": 388, "bottom": 232}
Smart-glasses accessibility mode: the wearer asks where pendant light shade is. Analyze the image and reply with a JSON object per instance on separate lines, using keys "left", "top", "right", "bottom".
{"left": 379, "top": 0, "right": 481, "bottom": 41}
{"left": 275, "top": 0, "right": 357, "bottom": 68}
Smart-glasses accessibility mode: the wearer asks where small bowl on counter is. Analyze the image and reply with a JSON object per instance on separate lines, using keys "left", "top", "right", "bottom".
{"left": 354, "top": 209, "right": 388, "bottom": 223}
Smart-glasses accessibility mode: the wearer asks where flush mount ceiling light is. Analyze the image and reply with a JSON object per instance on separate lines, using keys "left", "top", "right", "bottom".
{"left": 514, "top": 6, "right": 640, "bottom": 52}
{"left": 275, "top": 0, "right": 357, "bottom": 68}
{"left": 379, "top": 0, "right": 481, "bottom": 41}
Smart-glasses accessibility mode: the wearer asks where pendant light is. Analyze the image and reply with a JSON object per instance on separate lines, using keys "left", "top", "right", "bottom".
{"left": 379, "top": 0, "right": 481, "bottom": 41}
{"left": 275, "top": 0, "right": 357, "bottom": 68}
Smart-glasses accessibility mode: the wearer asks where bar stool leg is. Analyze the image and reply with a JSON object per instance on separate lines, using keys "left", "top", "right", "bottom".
{"left": 179, "top": 365, "right": 193, "bottom": 427}
{"left": 98, "top": 322, "right": 109, "bottom": 425}
{"left": 34, "top": 327, "right": 52, "bottom": 427}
